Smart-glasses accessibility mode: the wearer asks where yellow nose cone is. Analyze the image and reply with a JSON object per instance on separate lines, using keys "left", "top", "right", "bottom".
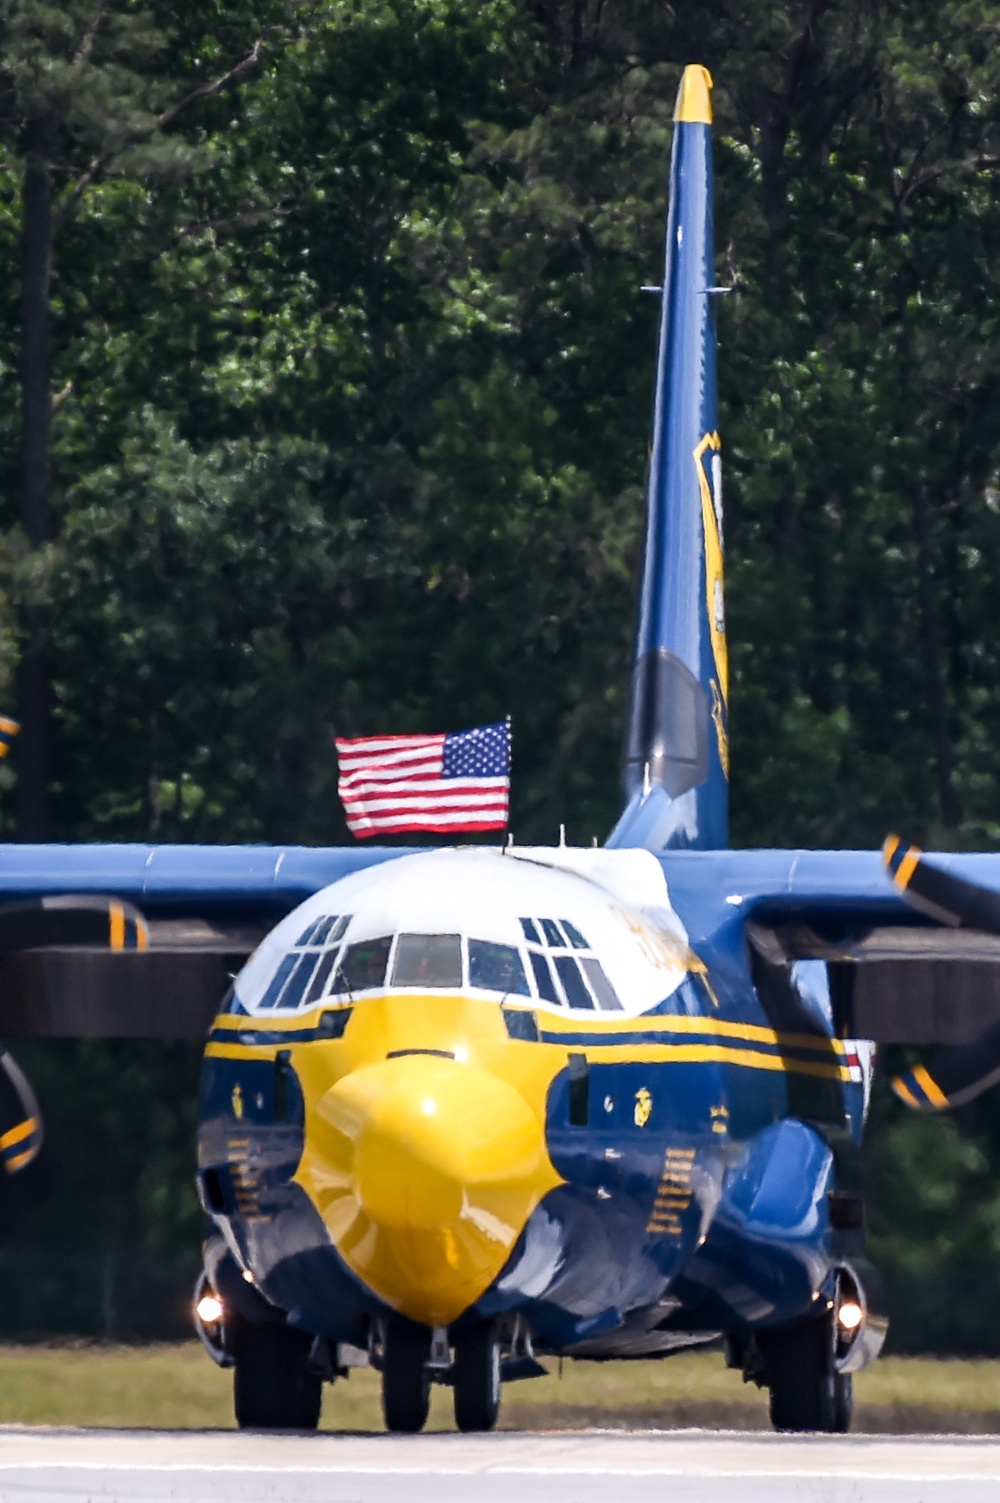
{"left": 295, "top": 1055, "right": 562, "bottom": 1327}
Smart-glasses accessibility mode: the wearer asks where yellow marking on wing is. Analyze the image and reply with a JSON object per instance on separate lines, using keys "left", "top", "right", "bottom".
{"left": 0, "top": 1116, "right": 37, "bottom": 1152}
{"left": 911, "top": 1063, "right": 949, "bottom": 1110}
{"left": 894, "top": 846, "right": 922, "bottom": 890}
{"left": 109, "top": 902, "right": 125, "bottom": 951}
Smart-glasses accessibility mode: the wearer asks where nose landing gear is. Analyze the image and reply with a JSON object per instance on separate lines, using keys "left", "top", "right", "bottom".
{"left": 379, "top": 1318, "right": 504, "bottom": 1434}
{"left": 382, "top": 1318, "right": 432, "bottom": 1433}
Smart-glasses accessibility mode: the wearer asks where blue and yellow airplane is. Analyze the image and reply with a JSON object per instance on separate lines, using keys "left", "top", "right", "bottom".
{"left": 2, "top": 63, "right": 1000, "bottom": 1435}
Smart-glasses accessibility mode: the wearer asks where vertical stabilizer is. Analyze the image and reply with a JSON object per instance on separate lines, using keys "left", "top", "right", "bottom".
{"left": 609, "top": 64, "right": 728, "bottom": 852}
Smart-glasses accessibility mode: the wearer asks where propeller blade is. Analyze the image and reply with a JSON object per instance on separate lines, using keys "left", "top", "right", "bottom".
{"left": 892, "top": 1017, "right": 1000, "bottom": 1112}
{"left": 0, "top": 1049, "right": 43, "bottom": 1173}
{"left": 882, "top": 834, "right": 1000, "bottom": 931}
{"left": 0, "top": 895, "right": 148, "bottom": 955}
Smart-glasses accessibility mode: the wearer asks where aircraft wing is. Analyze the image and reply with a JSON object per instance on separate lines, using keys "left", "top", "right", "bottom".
{"left": 0, "top": 843, "right": 414, "bottom": 1038}
{"left": 660, "top": 841, "right": 1000, "bottom": 1111}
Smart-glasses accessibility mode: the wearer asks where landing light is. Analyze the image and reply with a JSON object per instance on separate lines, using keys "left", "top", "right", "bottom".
{"left": 196, "top": 1293, "right": 224, "bottom": 1325}
{"left": 837, "top": 1300, "right": 863, "bottom": 1332}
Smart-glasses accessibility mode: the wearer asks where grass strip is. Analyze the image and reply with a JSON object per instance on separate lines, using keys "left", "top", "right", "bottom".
{"left": 0, "top": 1344, "right": 997, "bottom": 1433}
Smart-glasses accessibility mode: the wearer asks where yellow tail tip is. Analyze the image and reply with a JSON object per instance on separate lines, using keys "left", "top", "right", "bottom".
{"left": 674, "top": 64, "right": 713, "bottom": 124}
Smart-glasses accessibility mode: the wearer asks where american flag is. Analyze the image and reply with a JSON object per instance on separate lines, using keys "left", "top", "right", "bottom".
{"left": 335, "top": 721, "right": 510, "bottom": 838}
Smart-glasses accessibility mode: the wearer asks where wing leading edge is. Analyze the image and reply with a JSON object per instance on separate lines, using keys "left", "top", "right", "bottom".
{"left": 0, "top": 843, "right": 419, "bottom": 1037}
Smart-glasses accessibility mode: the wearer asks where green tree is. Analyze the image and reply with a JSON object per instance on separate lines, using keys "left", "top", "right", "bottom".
{"left": 0, "top": 0, "right": 265, "bottom": 837}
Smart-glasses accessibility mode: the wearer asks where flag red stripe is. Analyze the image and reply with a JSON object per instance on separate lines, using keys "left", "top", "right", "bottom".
{"left": 349, "top": 817, "right": 508, "bottom": 836}
{"left": 344, "top": 794, "right": 509, "bottom": 815}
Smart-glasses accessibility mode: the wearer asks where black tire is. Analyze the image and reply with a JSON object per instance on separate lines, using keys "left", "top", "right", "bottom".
{"left": 764, "top": 1316, "right": 851, "bottom": 1433}
{"left": 453, "top": 1324, "right": 501, "bottom": 1433}
{"left": 832, "top": 1370, "right": 853, "bottom": 1434}
{"left": 233, "top": 1320, "right": 322, "bottom": 1430}
{"left": 382, "top": 1318, "right": 431, "bottom": 1434}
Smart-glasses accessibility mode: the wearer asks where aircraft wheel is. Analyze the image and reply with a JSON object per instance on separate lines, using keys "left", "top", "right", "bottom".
{"left": 453, "top": 1323, "right": 501, "bottom": 1433}
{"left": 233, "top": 1320, "right": 322, "bottom": 1430}
{"left": 382, "top": 1318, "right": 431, "bottom": 1433}
{"left": 765, "top": 1316, "right": 851, "bottom": 1433}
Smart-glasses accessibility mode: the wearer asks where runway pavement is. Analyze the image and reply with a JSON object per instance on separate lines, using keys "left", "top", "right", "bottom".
{"left": 0, "top": 1429, "right": 997, "bottom": 1502}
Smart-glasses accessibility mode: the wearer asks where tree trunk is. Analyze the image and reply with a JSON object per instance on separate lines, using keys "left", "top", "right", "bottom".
{"left": 16, "top": 113, "right": 56, "bottom": 842}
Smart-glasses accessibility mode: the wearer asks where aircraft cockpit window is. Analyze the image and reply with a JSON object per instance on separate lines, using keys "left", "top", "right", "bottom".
{"left": 312, "top": 914, "right": 350, "bottom": 947}
{"left": 540, "top": 919, "right": 565, "bottom": 948}
{"left": 332, "top": 936, "right": 392, "bottom": 996}
{"left": 255, "top": 913, "right": 356, "bottom": 1010}
{"left": 519, "top": 918, "right": 541, "bottom": 945}
{"left": 259, "top": 952, "right": 301, "bottom": 1010}
{"left": 468, "top": 940, "right": 530, "bottom": 997}
{"left": 294, "top": 914, "right": 345, "bottom": 947}
{"left": 529, "top": 950, "right": 561, "bottom": 1005}
{"left": 554, "top": 955, "right": 596, "bottom": 1010}
{"left": 304, "top": 949, "right": 339, "bottom": 1005}
{"left": 560, "top": 920, "right": 589, "bottom": 950}
{"left": 391, "top": 934, "right": 463, "bottom": 989}
{"left": 580, "top": 956, "right": 623, "bottom": 1011}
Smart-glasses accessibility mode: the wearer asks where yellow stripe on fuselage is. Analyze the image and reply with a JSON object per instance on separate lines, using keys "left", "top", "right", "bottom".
{"left": 208, "top": 1004, "right": 847, "bottom": 1056}
{"left": 204, "top": 1023, "right": 850, "bottom": 1082}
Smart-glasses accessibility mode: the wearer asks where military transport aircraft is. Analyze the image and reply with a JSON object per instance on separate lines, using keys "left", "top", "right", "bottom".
{"left": 2, "top": 62, "right": 1000, "bottom": 1436}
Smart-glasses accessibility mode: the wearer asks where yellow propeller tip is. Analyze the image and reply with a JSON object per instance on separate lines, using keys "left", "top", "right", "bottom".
{"left": 881, "top": 833, "right": 900, "bottom": 866}
{"left": 891, "top": 1075, "right": 921, "bottom": 1110}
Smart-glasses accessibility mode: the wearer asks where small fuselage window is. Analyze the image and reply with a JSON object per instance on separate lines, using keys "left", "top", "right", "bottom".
{"left": 391, "top": 934, "right": 463, "bottom": 989}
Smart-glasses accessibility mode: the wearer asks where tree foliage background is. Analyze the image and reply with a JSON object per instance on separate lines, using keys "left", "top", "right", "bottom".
{"left": 0, "top": 0, "right": 999, "bottom": 1348}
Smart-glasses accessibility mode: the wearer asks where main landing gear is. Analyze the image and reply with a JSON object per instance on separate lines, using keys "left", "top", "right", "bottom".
{"left": 760, "top": 1313, "right": 852, "bottom": 1433}
{"left": 232, "top": 1319, "right": 323, "bottom": 1431}
{"left": 453, "top": 1323, "right": 502, "bottom": 1433}
{"left": 380, "top": 1319, "right": 503, "bottom": 1434}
